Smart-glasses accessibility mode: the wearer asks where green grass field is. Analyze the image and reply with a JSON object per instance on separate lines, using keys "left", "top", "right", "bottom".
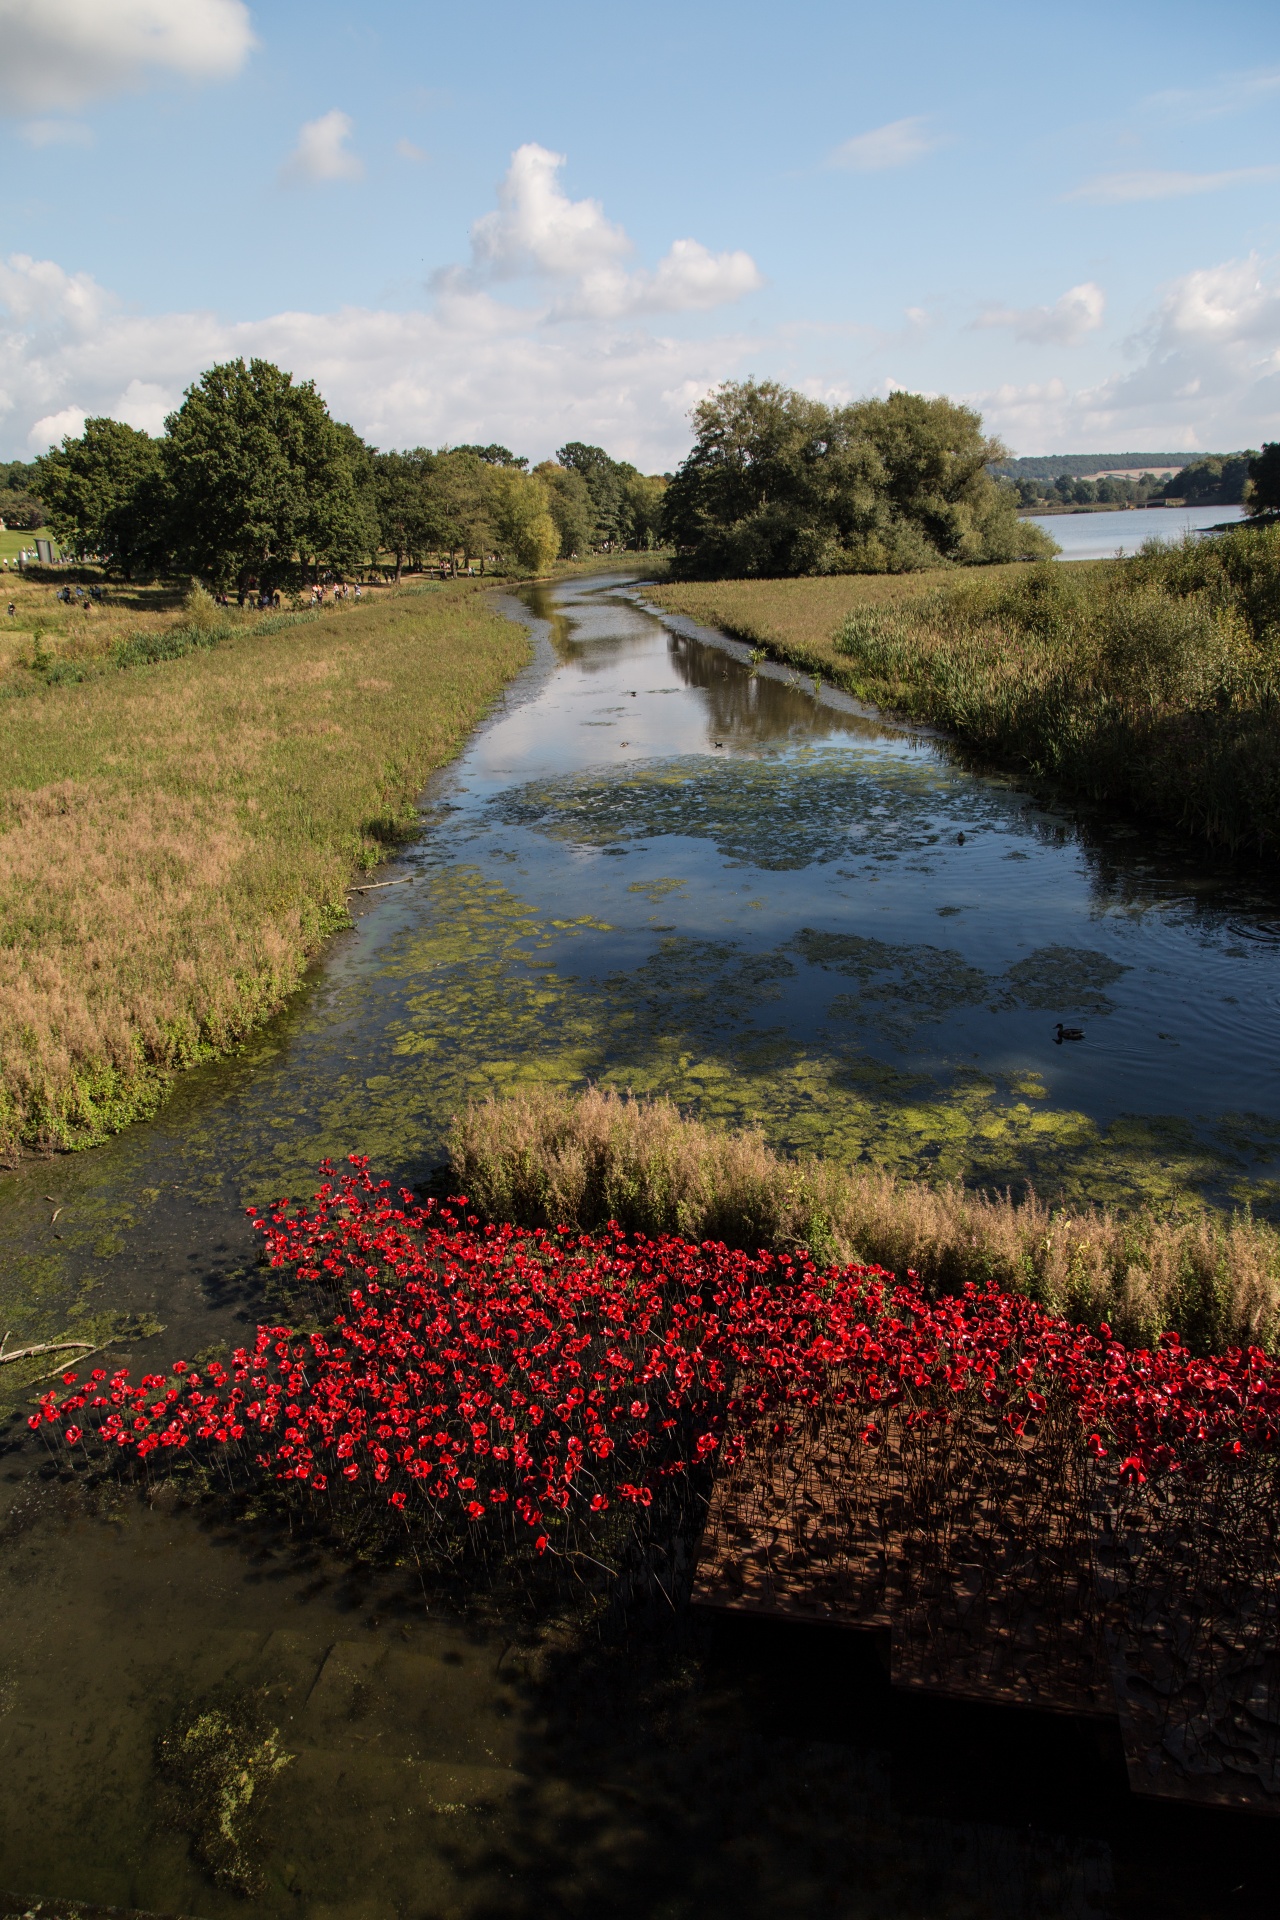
{"left": 0, "top": 524, "right": 49, "bottom": 566}
{"left": 0, "top": 578, "right": 530, "bottom": 1156}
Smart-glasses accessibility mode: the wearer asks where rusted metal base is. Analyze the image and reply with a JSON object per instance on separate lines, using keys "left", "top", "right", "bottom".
{"left": 694, "top": 1408, "right": 1280, "bottom": 1812}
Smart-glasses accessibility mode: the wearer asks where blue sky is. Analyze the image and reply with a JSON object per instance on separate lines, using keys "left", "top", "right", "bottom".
{"left": 2, "top": 0, "right": 1278, "bottom": 465}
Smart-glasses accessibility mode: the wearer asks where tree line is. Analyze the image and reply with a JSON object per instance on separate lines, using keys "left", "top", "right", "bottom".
{"left": 14, "top": 359, "right": 1278, "bottom": 589}
{"left": 1009, "top": 453, "right": 1259, "bottom": 512}
{"left": 20, "top": 358, "right": 668, "bottom": 590}
{"left": 660, "top": 381, "right": 1057, "bottom": 575}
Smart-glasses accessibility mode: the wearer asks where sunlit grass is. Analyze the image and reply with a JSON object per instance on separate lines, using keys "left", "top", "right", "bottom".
{"left": 452, "top": 1086, "right": 1280, "bottom": 1354}
{"left": 0, "top": 579, "right": 529, "bottom": 1155}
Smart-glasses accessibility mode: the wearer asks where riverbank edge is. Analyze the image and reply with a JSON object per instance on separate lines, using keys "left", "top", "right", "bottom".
{"left": 1, "top": 580, "right": 535, "bottom": 1161}
{"left": 448, "top": 1086, "right": 1280, "bottom": 1355}
{"left": 638, "top": 573, "right": 1278, "bottom": 861}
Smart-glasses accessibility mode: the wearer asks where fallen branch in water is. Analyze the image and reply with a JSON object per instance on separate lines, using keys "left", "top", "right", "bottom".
{"left": 347, "top": 876, "right": 414, "bottom": 893}
{"left": 0, "top": 1333, "right": 97, "bottom": 1367}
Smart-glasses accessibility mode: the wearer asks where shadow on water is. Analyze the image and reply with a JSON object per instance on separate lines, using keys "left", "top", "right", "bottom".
{"left": 3, "top": 569, "right": 1280, "bottom": 1915}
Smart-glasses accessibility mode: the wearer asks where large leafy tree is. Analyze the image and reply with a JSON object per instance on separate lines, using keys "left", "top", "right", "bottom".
{"left": 488, "top": 469, "right": 560, "bottom": 574}
{"left": 533, "top": 461, "right": 594, "bottom": 558}
{"left": 1248, "top": 444, "right": 1280, "bottom": 516}
{"left": 161, "top": 358, "right": 372, "bottom": 590}
{"left": 556, "top": 441, "right": 629, "bottom": 544}
{"left": 663, "top": 380, "right": 1054, "bottom": 577}
{"left": 34, "top": 418, "right": 164, "bottom": 577}
{"left": 374, "top": 447, "right": 442, "bottom": 578}
{"left": 431, "top": 449, "right": 497, "bottom": 572}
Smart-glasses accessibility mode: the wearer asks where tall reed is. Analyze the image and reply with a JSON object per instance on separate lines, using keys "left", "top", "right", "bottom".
{"left": 448, "top": 1086, "right": 1280, "bottom": 1354}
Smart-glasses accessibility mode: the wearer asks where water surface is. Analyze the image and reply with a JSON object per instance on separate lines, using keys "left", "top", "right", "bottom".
{"left": 2, "top": 570, "right": 1279, "bottom": 1917}
{"left": 1027, "top": 501, "right": 1246, "bottom": 560}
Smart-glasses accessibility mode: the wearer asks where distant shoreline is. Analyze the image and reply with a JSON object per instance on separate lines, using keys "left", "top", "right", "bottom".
{"left": 1018, "top": 500, "right": 1237, "bottom": 519}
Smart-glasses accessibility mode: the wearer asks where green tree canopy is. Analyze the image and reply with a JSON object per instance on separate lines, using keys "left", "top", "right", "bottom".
{"left": 1162, "top": 454, "right": 1256, "bottom": 507}
{"left": 162, "top": 358, "right": 372, "bottom": 589}
{"left": 555, "top": 440, "right": 629, "bottom": 543}
{"left": 431, "top": 449, "right": 497, "bottom": 569}
{"left": 374, "top": 447, "right": 442, "bottom": 577}
{"left": 1248, "top": 444, "right": 1280, "bottom": 516}
{"left": 34, "top": 417, "right": 164, "bottom": 577}
{"left": 533, "top": 461, "right": 594, "bottom": 557}
{"left": 488, "top": 469, "right": 560, "bottom": 573}
{"left": 450, "top": 443, "right": 528, "bottom": 469}
{"left": 662, "top": 380, "right": 1055, "bottom": 577}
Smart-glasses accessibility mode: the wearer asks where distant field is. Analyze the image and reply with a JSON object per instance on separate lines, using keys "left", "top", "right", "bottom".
{"left": 0, "top": 577, "right": 529, "bottom": 1155}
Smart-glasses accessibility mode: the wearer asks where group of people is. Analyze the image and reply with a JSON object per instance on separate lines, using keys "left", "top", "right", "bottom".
{"left": 55, "top": 583, "right": 106, "bottom": 605}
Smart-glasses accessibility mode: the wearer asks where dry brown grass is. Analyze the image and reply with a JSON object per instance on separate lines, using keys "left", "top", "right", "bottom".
{"left": 449, "top": 1086, "right": 1280, "bottom": 1353}
{"left": 0, "top": 581, "right": 529, "bottom": 1154}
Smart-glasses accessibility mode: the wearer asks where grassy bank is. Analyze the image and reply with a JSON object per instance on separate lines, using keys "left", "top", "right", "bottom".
{"left": 647, "top": 523, "right": 1280, "bottom": 856}
{"left": 448, "top": 1087, "right": 1280, "bottom": 1354}
{"left": 0, "top": 580, "right": 530, "bottom": 1156}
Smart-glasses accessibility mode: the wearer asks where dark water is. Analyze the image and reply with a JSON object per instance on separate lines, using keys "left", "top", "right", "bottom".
{"left": 3, "top": 571, "right": 1280, "bottom": 1916}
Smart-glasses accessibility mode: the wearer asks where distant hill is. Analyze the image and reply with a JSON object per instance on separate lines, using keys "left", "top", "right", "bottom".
{"left": 994, "top": 452, "right": 1204, "bottom": 481}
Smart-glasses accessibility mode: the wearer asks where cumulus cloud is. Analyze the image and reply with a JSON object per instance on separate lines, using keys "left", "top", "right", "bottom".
{"left": 457, "top": 143, "right": 761, "bottom": 321}
{"left": 974, "top": 281, "right": 1106, "bottom": 347}
{"left": 0, "top": 0, "right": 254, "bottom": 114}
{"left": 1065, "top": 166, "right": 1279, "bottom": 204}
{"left": 973, "top": 254, "right": 1280, "bottom": 452}
{"left": 281, "top": 110, "right": 363, "bottom": 185}
{"left": 17, "top": 118, "right": 93, "bottom": 147}
{"left": 0, "top": 247, "right": 756, "bottom": 468}
{"left": 560, "top": 238, "right": 763, "bottom": 321}
{"left": 470, "top": 143, "right": 632, "bottom": 279}
{"left": 826, "top": 117, "right": 941, "bottom": 172}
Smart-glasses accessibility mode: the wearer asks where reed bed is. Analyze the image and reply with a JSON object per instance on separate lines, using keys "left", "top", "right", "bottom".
{"left": 0, "top": 581, "right": 528, "bottom": 1156}
{"left": 447, "top": 1086, "right": 1280, "bottom": 1353}
{"left": 647, "top": 523, "right": 1280, "bottom": 856}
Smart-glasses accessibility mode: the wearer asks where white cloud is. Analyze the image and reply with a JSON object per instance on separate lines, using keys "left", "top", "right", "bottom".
{"left": 0, "top": 246, "right": 756, "bottom": 469}
{"left": 560, "top": 238, "right": 763, "bottom": 321}
{"left": 0, "top": 0, "right": 254, "bottom": 114}
{"left": 282, "top": 110, "right": 363, "bottom": 186}
{"left": 0, "top": 251, "right": 107, "bottom": 329}
{"left": 458, "top": 144, "right": 761, "bottom": 321}
{"left": 17, "top": 118, "right": 93, "bottom": 147}
{"left": 1144, "top": 66, "right": 1280, "bottom": 124}
{"left": 28, "top": 404, "right": 86, "bottom": 451}
{"left": 974, "top": 281, "right": 1106, "bottom": 347}
{"left": 1065, "top": 166, "right": 1279, "bottom": 204}
{"left": 395, "top": 138, "right": 427, "bottom": 163}
{"left": 972, "top": 254, "right": 1280, "bottom": 452}
{"left": 826, "top": 116, "right": 941, "bottom": 172}
{"left": 470, "top": 143, "right": 631, "bottom": 279}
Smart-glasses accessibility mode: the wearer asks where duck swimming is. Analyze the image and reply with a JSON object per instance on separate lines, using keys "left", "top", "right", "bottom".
{"left": 1054, "top": 1023, "right": 1084, "bottom": 1043}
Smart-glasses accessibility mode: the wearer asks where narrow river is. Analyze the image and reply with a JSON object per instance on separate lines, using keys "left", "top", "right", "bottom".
{"left": 2, "top": 571, "right": 1278, "bottom": 1916}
